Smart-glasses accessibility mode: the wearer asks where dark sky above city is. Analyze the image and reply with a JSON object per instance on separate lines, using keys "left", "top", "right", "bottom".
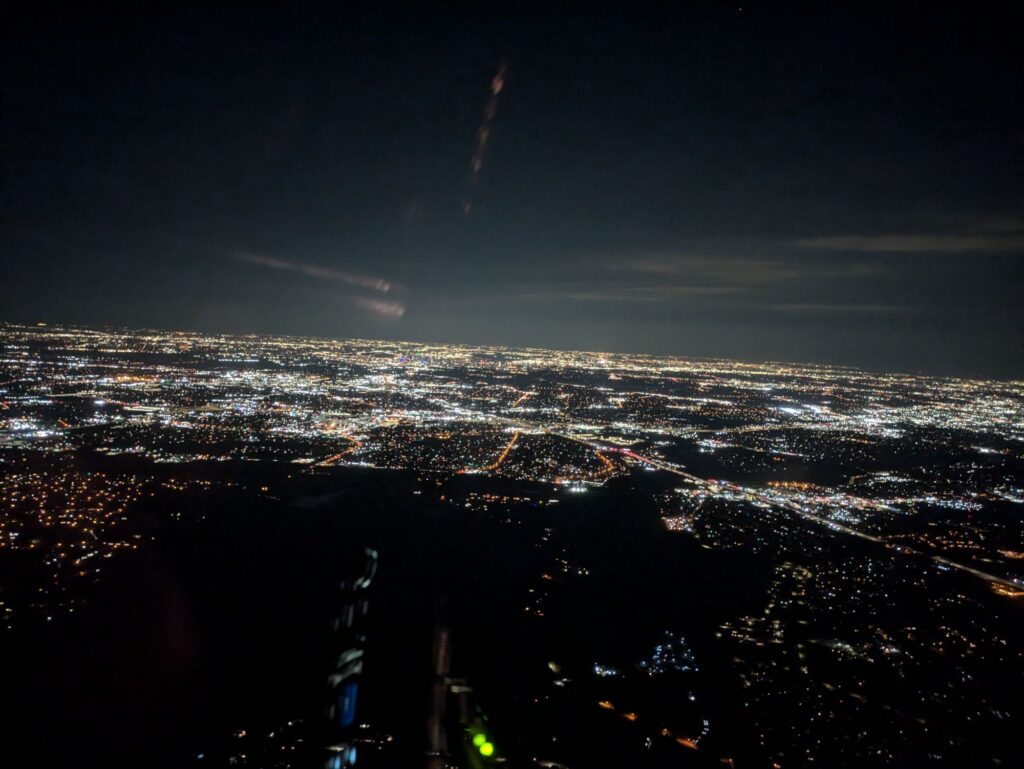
{"left": 3, "top": 3, "right": 1022, "bottom": 378}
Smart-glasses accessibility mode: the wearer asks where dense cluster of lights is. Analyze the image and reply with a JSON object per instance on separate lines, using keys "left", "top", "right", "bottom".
{"left": 1, "top": 322, "right": 1022, "bottom": 766}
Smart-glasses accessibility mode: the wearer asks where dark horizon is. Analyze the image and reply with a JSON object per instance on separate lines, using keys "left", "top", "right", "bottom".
{"left": 4, "top": 3, "right": 1022, "bottom": 378}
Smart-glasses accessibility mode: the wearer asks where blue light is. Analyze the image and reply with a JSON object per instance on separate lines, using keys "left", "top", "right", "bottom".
{"left": 338, "top": 682, "right": 359, "bottom": 727}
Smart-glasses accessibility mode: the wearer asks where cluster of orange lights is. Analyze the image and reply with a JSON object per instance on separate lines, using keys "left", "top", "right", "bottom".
{"left": 991, "top": 583, "right": 1024, "bottom": 598}
{"left": 595, "top": 701, "right": 703, "bottom": 753}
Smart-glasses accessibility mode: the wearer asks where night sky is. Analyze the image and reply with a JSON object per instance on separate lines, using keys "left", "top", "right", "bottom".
{"left": 3, "top": 3, "right": 1021, "bottom": 378}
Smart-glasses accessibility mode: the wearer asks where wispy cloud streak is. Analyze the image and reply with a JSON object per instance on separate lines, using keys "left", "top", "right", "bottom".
{"left": 797, "top": 228, "right": 1024, "bottom": 253}
{"left": 353, "top": 296, "right": 406, "bottom": 319}
{"left": 234, "top": 252, "right": 396, "bottom": 293}
{"left": 766, "top": 302, "right": 910, "bottom": 314}
{"left": 233, "top": 251, "right": 405, "bottom": 320}
{"left": 516, "top": 285, "right": 742, "bottom": 302}
{"left": 464, "top": 61, "right": 508, "bottom": 214}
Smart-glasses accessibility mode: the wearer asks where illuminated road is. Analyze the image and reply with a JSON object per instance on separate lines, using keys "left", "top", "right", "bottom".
{"left": 316, "top": 435, "right": 363, "bottom": 466}
{"left": 593, "top": 450, "right": 615, "bottom": 478}
{"left": 413, "top": 394, "right": 1024, "bottom": 593}
{"left": 510, "top": 391, "right": 534, "bottom": 408}
{"left": 618, "top": 444, "right": 1022, "bottom": 591}
{"left": 482, "top": 430, "right": 520, "bottom": 472}
{"left": 642, "top": 450, "right": 1023, "bottom": 591}
{"left": 534, "top": 421, "right": 1024, "bottom": 593}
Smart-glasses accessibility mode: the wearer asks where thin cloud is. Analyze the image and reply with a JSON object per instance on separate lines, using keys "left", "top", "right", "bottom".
{"left": 797, "top": 231, "right": 1024, "bottom": 253}
{"left": 234, "top": 252, "right": 396, "bottom": 293}
{"left": 601, "top": 253, "right": 880, "bottom": 283}
{"left": 464, "top": 61, "right": 509, "bottom": 214}
{"left": 495, "top": 251, "right": 885, "bottom": 308}
{"left": 352, "top": 296, "right": 406, "bottom": 319}
{"left": 232, "top": 251, "right": 405, "bottom": 320}
{"left": 516, "top": 285, "right": 742, "bottom": 302}
{"left": 766, "top": 302, "right": 911, "bottom": 314}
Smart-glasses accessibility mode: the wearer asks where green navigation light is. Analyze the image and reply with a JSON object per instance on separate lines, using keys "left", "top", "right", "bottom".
{"left": 479, "top": 742, "right": 495, "bottom": 757}
{"left": 472, "top": 733, "right": 487, "bottom": 747}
